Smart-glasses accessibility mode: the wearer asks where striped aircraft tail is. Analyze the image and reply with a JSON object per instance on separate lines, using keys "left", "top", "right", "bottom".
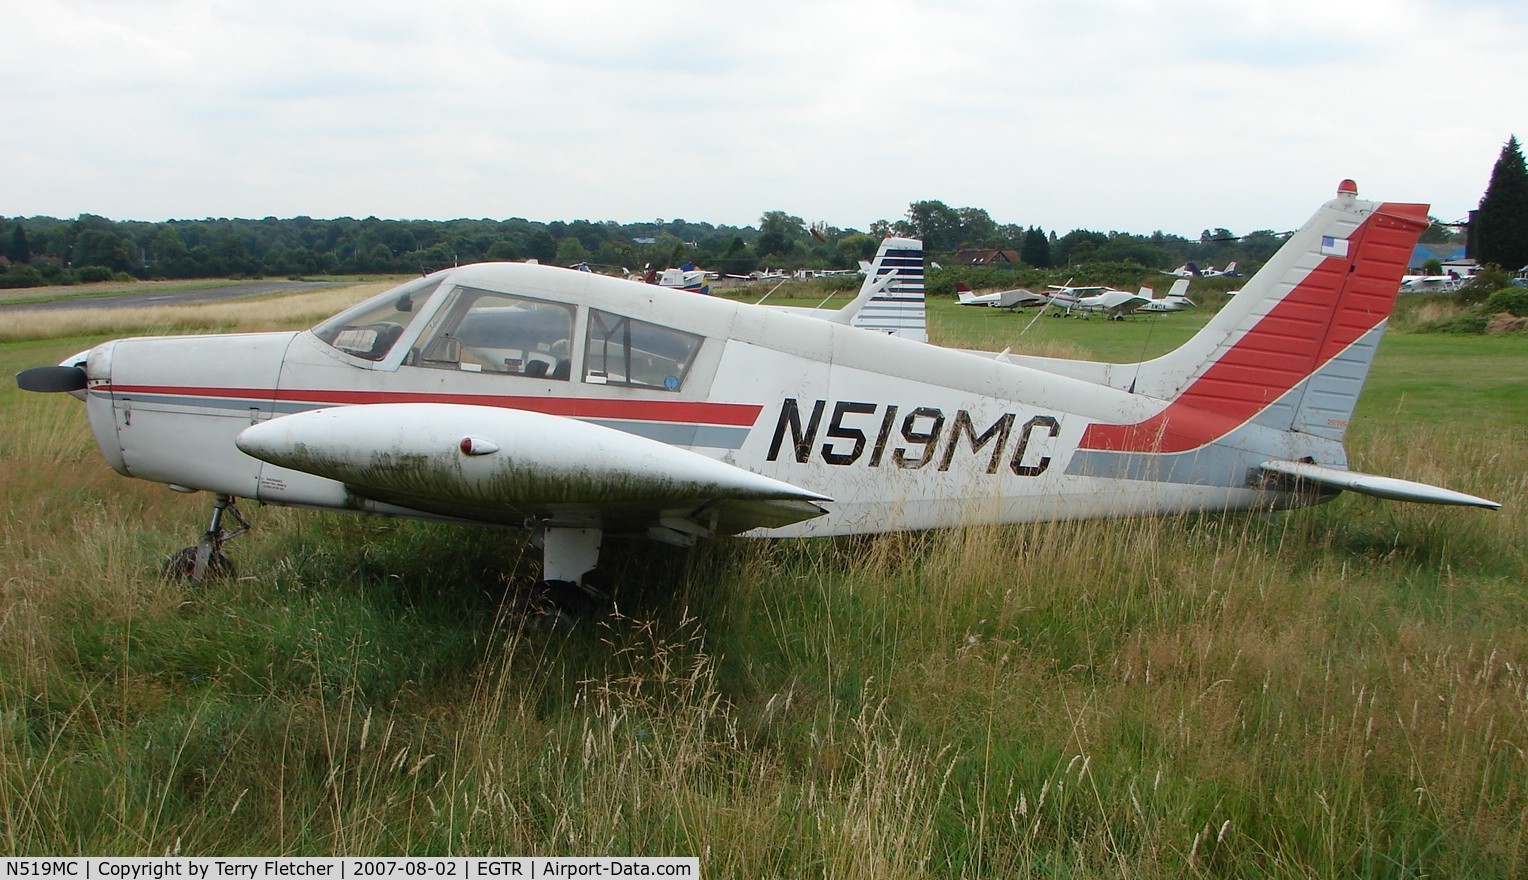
{"left": 848, "top": 236, "right": 927, "bottom": 341}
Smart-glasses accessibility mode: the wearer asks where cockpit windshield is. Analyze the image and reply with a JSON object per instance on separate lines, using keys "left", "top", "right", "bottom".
{"left": 312, "top": 274, "right": 445, "bottom": 361}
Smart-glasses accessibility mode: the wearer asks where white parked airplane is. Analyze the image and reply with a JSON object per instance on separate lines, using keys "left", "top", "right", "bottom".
{"left": 1135, "top": 278, "right": 1196, "bottom": 313}
{"left": 1398, "top": 271, "right": 1464, "bottom": 293}
{"left": 955, "top": 282, "right": 1047, "bottom": 310}
{"left": 1043, "top": 283, "right": 1152, "bottom": 319}
{"left": 17, "top": 181, "right": 1497, "bottom": 605}
{"left": 1167, "top": 261, "right": 1238, "bottom": 278}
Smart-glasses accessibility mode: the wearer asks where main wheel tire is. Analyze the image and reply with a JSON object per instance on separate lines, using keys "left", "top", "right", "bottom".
{"left": 161, "top": 546, "right": 236, "bottom": 582}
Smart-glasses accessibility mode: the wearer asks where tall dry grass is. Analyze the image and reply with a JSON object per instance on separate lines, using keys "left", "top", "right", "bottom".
{"left": 1, "top": 294, "right": 1523, "bottom": 873}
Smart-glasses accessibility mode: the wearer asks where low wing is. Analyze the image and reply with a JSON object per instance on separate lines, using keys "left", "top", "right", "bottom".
{"left": 236, "top": 404, "right": 831, "bottom": 540}
{"left": 1259, "top": 460, "right": 1499, "bottom": 509}
{"left": 1106, "top": 293, "right": 1151, "bottom": 315}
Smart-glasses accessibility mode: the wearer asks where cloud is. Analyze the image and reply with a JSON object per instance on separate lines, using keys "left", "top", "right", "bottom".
{"left": 4, "top": 0, "right": 1525, "bottom": 234}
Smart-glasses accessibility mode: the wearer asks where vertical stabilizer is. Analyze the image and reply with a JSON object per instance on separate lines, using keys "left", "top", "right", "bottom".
{"left": 1083, "top": 181, "right": 1429, "bottom": 455}
{"left": 849, "top": 237, "right": 927, "bottom": 341}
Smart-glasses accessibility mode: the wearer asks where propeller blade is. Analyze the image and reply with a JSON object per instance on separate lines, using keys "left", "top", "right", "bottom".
{"left": 16, "top": 365, "right": 87, "bottom": 393}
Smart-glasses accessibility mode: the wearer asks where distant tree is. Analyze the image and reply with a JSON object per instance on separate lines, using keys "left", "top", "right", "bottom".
{"left": 72, "top": 229, "right": 136, "bottom": 273}
{"left": 1238, "top": 229, "right": 1285, "bottom": 268}
{"left": 715, "top": 236, "right": 757, "bottom": 277}
{"left": 361, "top": 243, "right": 394, "bottom": 273}
{"left": 6, "top": 224, "right": 30, "bottom": 264}
{"left": 1419, "top": 217, "right": 1459, "bottom": 245}
{"left": 555, "top": 237, "right": 591, "bottom": 266}
{"left": 486, "top": 240, "right": 520, "bottom": 261}
{"left": 1053, "top": 229, "right": 1108, "bottom": 266}
{"left": 757, "top": 211, "right": 803, "bottom": 259}
{"left": 1021, "top": 226, "right": 1052, "bottom": 268}
{"left": 524, "top": 230, "right": 557, "bottom": 263}
{"left": 1476, "top": 135, "right": 1528, "bottom": 270}
{"left": 1094, "top": 235, "right": 1171, "bottom": 268}
{"left": 151, "top": 227, "right": 192, "bottom": 277}
{"left": 905, "top": 200, "right": 963, "bottom": 252}
{"left": 837, "top": 233, "right": 880, "bottom": 264}
{"left": 955, "top": 207, "right": 997, "bottom": 247}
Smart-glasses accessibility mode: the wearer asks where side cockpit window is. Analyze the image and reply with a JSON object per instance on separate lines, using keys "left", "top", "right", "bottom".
{"left": 313, "top": 275, "right": 443, "bottom": 362}
{"left": 416, "top": 288, "right": 574, "bottom": 379}
{"left": 584, "top": 310, "right": 701, "bottom": 392}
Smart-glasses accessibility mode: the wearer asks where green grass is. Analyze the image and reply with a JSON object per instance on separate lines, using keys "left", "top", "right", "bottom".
{"left": 1, "top": 295, "right": 1524, "bottom": 873}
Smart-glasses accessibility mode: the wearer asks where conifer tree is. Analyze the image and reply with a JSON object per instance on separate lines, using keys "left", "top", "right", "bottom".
{"left": 1476, "top": 135, "right": 1528, "bottom": 270}
{"left": 1021, "top": 226, "right": 1052, "bottom": 268}
{"left": 5, "top": 224, "right": 29, "bottom": 264}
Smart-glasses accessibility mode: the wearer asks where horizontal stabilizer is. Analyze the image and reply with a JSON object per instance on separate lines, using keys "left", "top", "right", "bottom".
{"left": 1259, "top": 460, "right": 1499, "bottom": 509}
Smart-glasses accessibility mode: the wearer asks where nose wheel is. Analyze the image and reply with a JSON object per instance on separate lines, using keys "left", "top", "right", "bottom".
{"left": 162, "top": 494, "right": 249, "bottom": 583}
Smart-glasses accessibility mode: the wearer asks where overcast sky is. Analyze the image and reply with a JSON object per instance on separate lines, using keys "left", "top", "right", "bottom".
{"left": 5, "top": 0, "right": 1526, "bottom": 237}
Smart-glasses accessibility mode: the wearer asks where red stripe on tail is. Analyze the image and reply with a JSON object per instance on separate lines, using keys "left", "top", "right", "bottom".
{"left": 1080, "top": 202, "right": 1428, "bottom": 454}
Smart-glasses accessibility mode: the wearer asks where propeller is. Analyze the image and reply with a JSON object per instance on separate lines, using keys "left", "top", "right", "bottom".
{"left": 16, "top": 365, "right": 87, "bottom": 393}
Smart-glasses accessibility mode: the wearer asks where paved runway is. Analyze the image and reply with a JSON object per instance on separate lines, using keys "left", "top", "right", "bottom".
{"left": 0, "top": 279, "right": 344, "bottom": 312}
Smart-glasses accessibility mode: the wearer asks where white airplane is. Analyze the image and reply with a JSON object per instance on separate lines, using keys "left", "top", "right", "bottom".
{"left": 640, "top": 264, "right": 710, "bottom": 294}
{"left": 955, "top": 282, "right": 1047, "bottom": 310}
{"left": 16, "top": 181, "right": 1497, "bottom": 610}
{"left": 724, "top": 268, "right": 788, "bottom": 282}
{"left": 1043, "top": 283, "right": 1152, "bottom": 319}
{"left": 1398, "top": 270, "right": 1464, "bottom": 293}
{"left": 1134, "top": 278, "right": 1195, "bottom": 313}
{"left": 1166, "top": 261, "right": 1238, "bottom": 278}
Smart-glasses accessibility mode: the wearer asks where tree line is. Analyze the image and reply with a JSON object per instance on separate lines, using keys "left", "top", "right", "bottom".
{"left": 1, "top": 197, "right": 1464, "bottom": 290}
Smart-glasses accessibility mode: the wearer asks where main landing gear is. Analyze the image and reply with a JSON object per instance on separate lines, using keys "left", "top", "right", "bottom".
{"left": 162, "top": 493, "right": 249, "bottom": 583}
{"left": 516, "top": 525, "right": 610, "bottom": 627}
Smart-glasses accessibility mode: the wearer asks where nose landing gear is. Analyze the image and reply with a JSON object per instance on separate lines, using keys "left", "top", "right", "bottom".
{"left": 162, "top": 494, "right": 249, "bottom": 583}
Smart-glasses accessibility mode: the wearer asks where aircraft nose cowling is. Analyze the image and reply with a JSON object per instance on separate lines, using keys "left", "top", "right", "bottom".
{"left": 236, "top": 402, "right": 829, "bottom": 509}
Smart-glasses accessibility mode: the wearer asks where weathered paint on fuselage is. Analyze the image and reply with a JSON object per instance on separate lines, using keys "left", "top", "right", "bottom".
{"left": 78, "top": 259, "right": 1314, "bottom": 539}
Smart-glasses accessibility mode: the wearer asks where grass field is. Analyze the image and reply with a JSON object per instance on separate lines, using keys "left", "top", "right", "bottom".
{"left": 1, "top": 284, "right": 1524, "bottom": 875}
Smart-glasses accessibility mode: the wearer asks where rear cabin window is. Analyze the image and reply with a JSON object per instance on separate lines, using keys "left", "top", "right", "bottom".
{"left": 416, "top": 288, "right": 575, "bottom": 379}
{"left": 583, "top": 310, "right": 701, "bottom": 391}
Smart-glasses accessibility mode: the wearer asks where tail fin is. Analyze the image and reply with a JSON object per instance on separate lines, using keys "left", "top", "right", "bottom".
{"left": 1086, "top": 181, "right": 1429, "bottom": 453}
{"left": 848, "top": 237, "right": 927, "bottom": 341}
{"left": 1167, "top": 278, "right": 1191, "bottom": 300}
{"left": 955, "top": 282, "right": 976, "bottom": 304}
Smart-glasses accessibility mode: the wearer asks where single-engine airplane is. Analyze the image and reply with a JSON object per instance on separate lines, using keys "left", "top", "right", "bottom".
{"left": 1043, "top": 283, "right": 1153, "bottom": 320}
{"left": 16, "top": 181, "right": 1498, "bottom": 607}
{"left": 956, "top": 282, "right": 1047, "bottom": 310}
{"left": 1167, "top": 261, "right": 1238, "bottom": 278}
{"left": 1134, "top": 278, "right": 1196, "bottom": 313}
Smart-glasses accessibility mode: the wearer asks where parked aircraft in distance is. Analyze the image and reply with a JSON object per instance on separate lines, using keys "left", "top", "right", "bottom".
{"left": 16, "top": 181, "right": 1497, "bottom": 613}
{"left": 1167, "top": 261, "right": 1238, "bottom": 278}
{"left": 1043, "top": 283, "right": 1152, "bottom": 319}
{"left": 644, "top": 263, "right": 710, "bottom": 295}
{"left": 1135, "top": 278, "right": 1196, "bottom": 313}
{"left": 955, "top": 282, "right": 1047, "bottom": 310}
{"left": 1399, "top": 264, "right": 1472, "bottom": 296}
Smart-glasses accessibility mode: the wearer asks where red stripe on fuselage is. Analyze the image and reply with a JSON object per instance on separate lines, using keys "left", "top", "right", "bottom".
{"left": 1080, "top": 202, "right": 1428, "bottom": 454}
{"left": 101, "top": 384, "right": 764, "bottom": 427}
